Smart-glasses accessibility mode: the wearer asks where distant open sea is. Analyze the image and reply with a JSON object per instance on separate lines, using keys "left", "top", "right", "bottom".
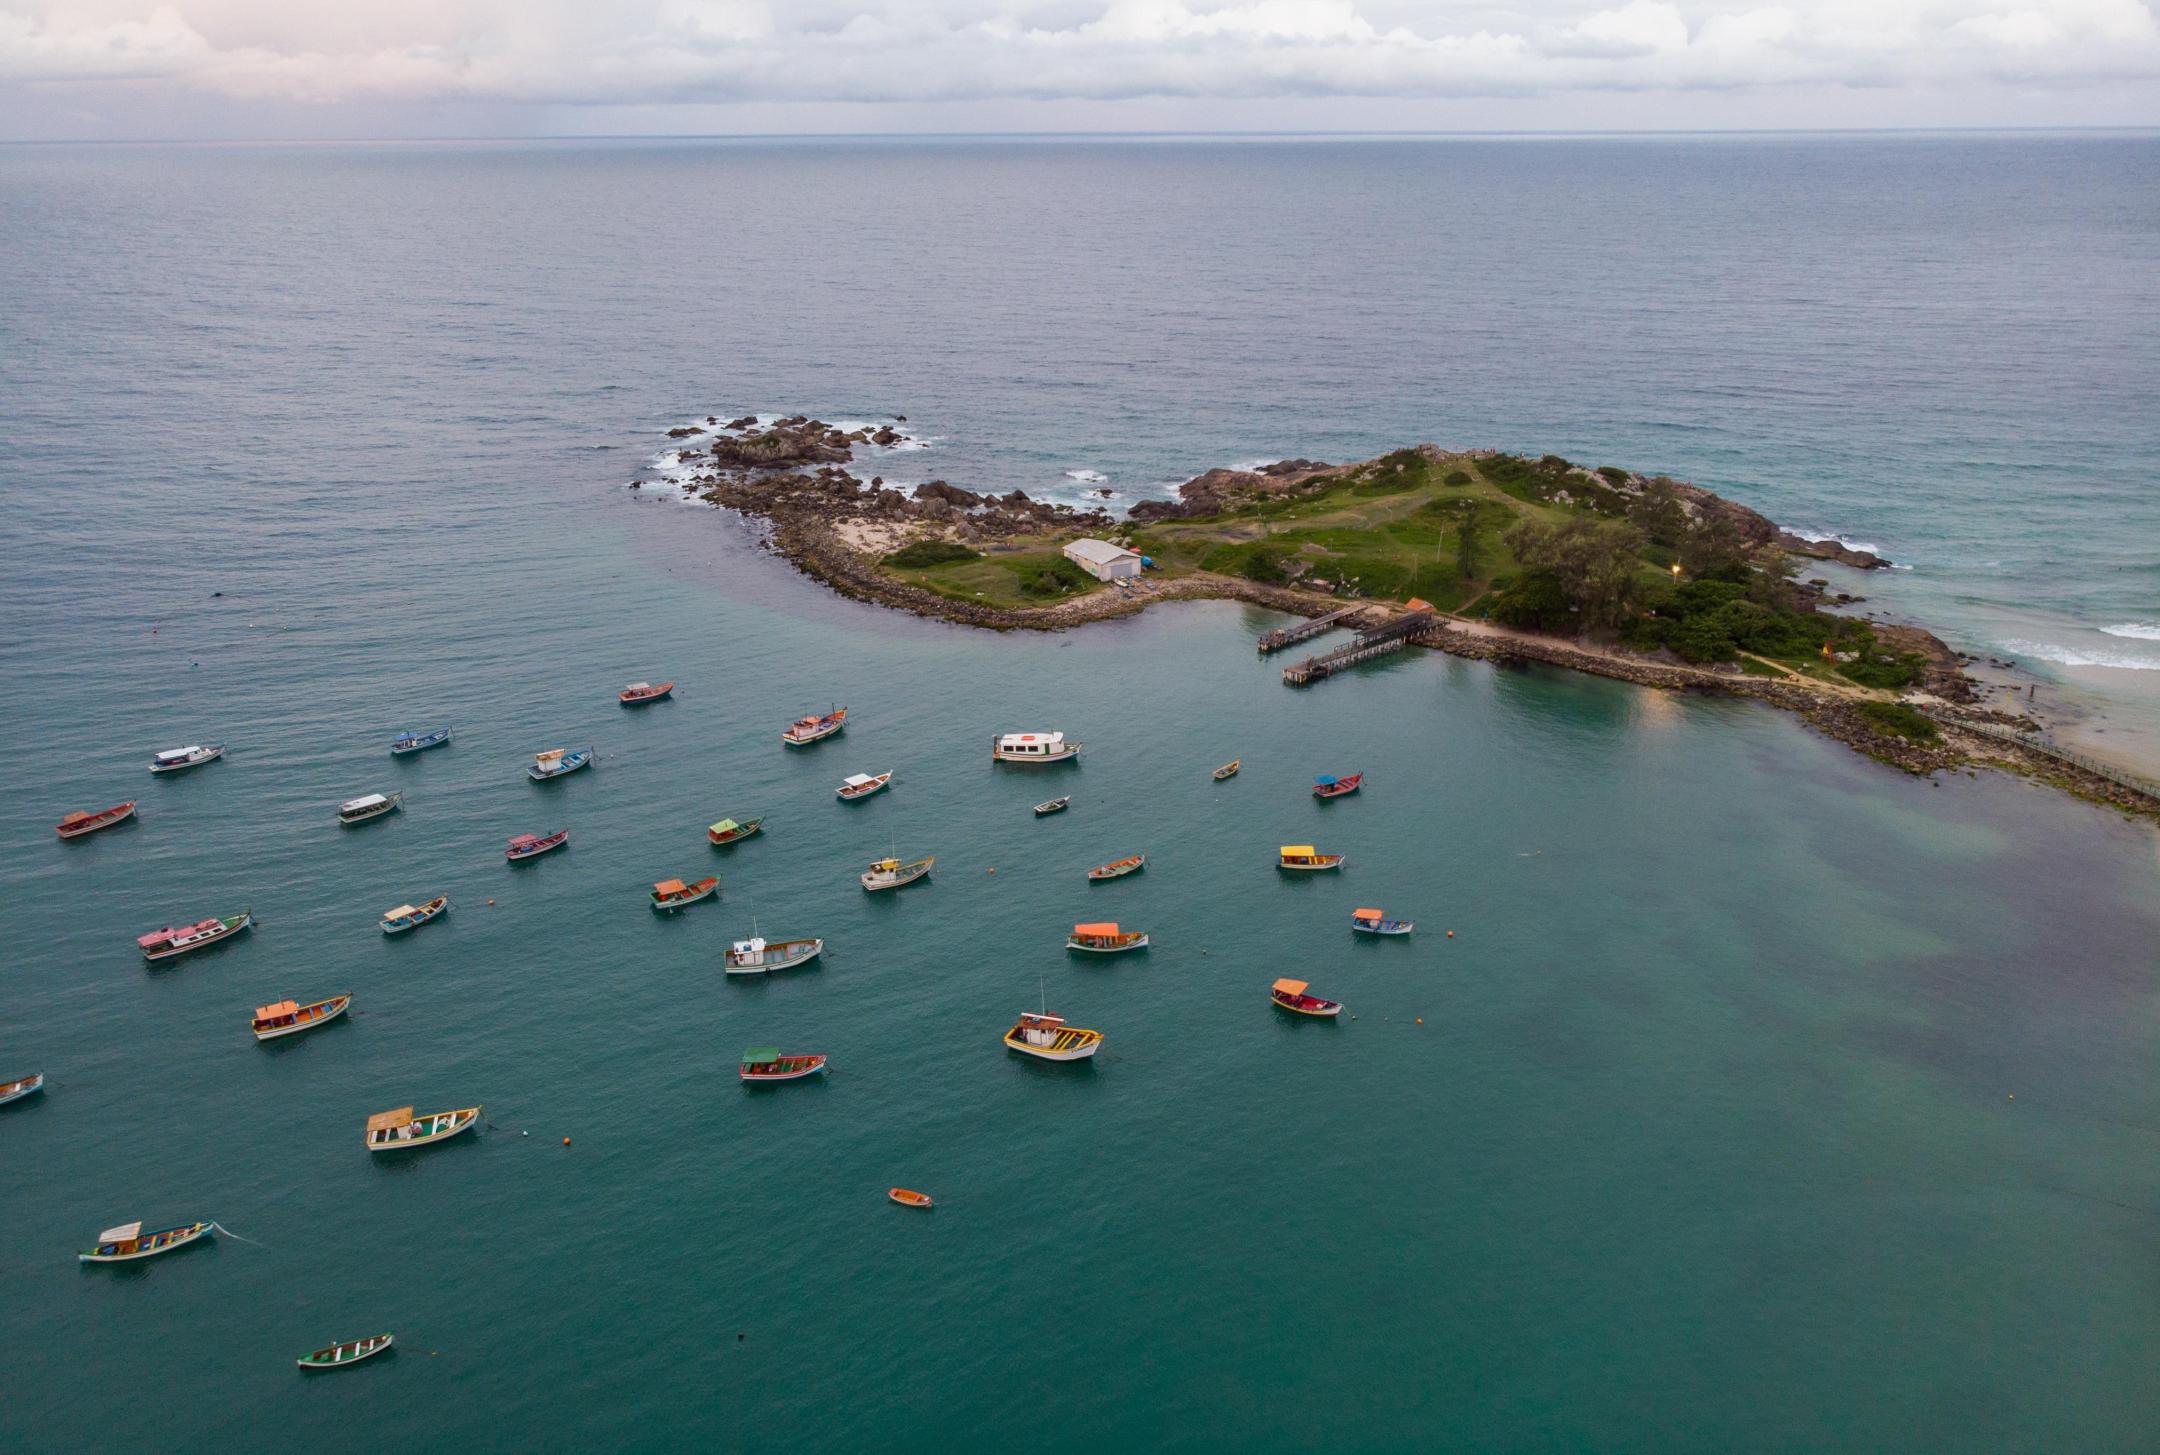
{"left": 2, "top": 134, "right": 2157, "bottom": 1452}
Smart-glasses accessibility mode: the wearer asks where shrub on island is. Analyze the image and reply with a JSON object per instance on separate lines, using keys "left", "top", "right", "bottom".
{"left": 885, "top": 539, "right": 982, "bottom": 569}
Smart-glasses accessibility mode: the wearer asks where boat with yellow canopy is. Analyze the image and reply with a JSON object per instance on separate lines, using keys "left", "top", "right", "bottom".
{"left": 1277, "top": 844, "right": 1345, "bottom": 871}
{"left": 251, "top": 994, "right": 351, "bottom": 1042}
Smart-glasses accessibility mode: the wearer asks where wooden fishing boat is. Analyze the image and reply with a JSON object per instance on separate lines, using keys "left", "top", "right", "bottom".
{"left": 740, "top": 1049, "right": 826, "bottom": 1082}
{"left": 836, "top": 770, "right": 892, "bottom": 801}
{"left": 651, "top": 876, "right": 719, "bottom": 911}
{"left": 56, "top": 801, "right": 136, "bottom": 838}
{"left": 1277, "top": 845, "right": 1345, "bottom": 872}
{"left": 619, "top": 680, "right": 674, "bottom": 705}
{"left": 364, "top": 1105, "right": 481, "bottom": 1152}
{"left": 251, "top": 994, "right": 351, "bottom": 1042}
{"left": 380, "top": 896, "right": 448, "bottom": 934}
{"left": 390, "top": 726, "right": 450, "bottom": 755}
{"left": 1271, "top": 978, "right": 1342, "bottom": 1017}
{"left": 337, "top": 791, "right": 401, "bottom": 825}
{"left": 506, "top": 829, "right": 569, "bottom": 861}
{"left": 782, "top": 705, "right": 847, "bottom": 745}
{"left": 528, "top": 746, "right": 594, "bottom": 781}
{"left": 1351, "top": 907, "right": 1414, "bottom": 936}
{"left": 861, "top": 855, "right": 933, "bottom": 891}
{"left": 707, "top": 815, "right": 764, "bottom": 846}
{"left": 1003, "top": 1010, "right": 1102, "bottom": 1062}
{"left": 1312, "top": 772, "right": 1364, "bottom": 799}
{"left": 297, "top": 1334, "right": 394, "bottom": 1371}
{"left": 138, "top": 910, "right": 252, "bottom": 963}
{"left": 724, "top": 935, "right": 824, "bottom": 975}
{"left": 78, "top": 1219, "right": 215, "bottom": 1263}
{"left": 1033, "top": 796, "right": 1071, "bottom": 816}
{"left": 0, "top": 1071, "right": 45, "bottom": 1106}
{"left": 991, "top": 731, "right": 1082, "bottom": 764}
{"left": 1213, "top": 759, "right": 1240, "bottom": 781}
{"left": 1087, "top": 853, "right": 1145, "bottom": 881}
{"left": 888, "top": 1188, "right": 934, "bottom": 1209}
{"left": 1067, "top": 922, "right": 1150, "bottom": 954}
{"left": 148, "top": 744, "right": 223, "bottom": 774}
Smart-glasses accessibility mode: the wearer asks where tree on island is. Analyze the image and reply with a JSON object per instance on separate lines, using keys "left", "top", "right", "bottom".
{"left": 1496, "top": 517, "right": 1647, "bottom": 630}
{"left": 1454, "top": 504, "right": 1482, "bottom": 580}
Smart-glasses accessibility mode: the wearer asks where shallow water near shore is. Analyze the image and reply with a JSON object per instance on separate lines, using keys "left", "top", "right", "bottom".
{"left": 3, "top": 135, "right": 2159, "bottom": 1452}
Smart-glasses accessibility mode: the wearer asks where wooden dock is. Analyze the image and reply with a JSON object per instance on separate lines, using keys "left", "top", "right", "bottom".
{"left": 1281, "top": 610, "right": 1435, "bottom": 685}
{"left": 1257, "top": 606, "right": 1363, "bottom": 655}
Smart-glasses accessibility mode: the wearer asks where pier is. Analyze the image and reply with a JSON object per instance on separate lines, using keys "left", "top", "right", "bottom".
{"left": 1281, "top": 609, "right": 1435, "bottom": 685}
{"left": 1257, "top": 606, "right": 1364, "bottom": 655}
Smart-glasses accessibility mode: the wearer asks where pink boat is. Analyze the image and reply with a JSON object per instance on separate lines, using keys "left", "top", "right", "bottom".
{"left": 506, "top": 828, "right": 569, "bottom": 861}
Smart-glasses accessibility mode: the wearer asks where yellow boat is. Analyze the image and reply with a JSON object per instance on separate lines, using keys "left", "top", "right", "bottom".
{"left": 1003, "top": 1010, "right": 1102, "bottom": 1062}
{"left": 1277, "top": 844, "right": 1345, "bottom": 871}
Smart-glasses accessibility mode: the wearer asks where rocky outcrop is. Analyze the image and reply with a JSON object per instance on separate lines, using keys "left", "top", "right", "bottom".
{"left": 708, "top": 420, "right": 858, "bottom": 471}
{"left": 1773, "top": 530, "right": 1889, "bottom": 570}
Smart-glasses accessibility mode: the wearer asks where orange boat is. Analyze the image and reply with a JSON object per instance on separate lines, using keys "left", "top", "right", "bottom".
{"left": 1067, "top": 921, "right": 1149, "bottom": 954}
{"left": 1271, "top": 978, "right": 1343, "bottom": 1017}
{"left": 651, "top": 876, "right": 719, "bottom": 911}
{"left": 57, "top": 801, "right": 136, "bottom": 839}
{"left": 620, "top": 680, "right": 674, "bottom": 705}
{"left": 888, "top": 1188, "right": 934, "bottom": 1209}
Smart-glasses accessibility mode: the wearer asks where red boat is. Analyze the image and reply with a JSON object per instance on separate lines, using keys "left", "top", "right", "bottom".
{"left": 57, "top": 801, "right": 137, "bottom": 839}
{"left": 1270, "top": 978, "right": 1343, "bottom": 1017}
{"left": 1312, "top": 772, "right": 1363, "bottom": 799}
{"left": 506, "top": 828, "right": 569, "bottom": 861}
{"left": 619, "top": 680, "right": 674, "bottom": 705}
{"left": 740, "top": 1049, "right": 827, "bottom": 1083}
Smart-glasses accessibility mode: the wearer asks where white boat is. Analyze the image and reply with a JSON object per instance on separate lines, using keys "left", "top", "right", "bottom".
{"left": 1003, "top": 1010, "right": 1102, "bottom": 1062}
{"left": 1351, "top": 907, "right": 1415, "bottom": 936}
{"left": 337, "top": 791, "right": 401, "bottom": 825}
{"left": 365, "top": 1105, "right": 481, "bottom": 1153}
{"left": 991, "top": 731, "right": 1082, "bottom": 764}
{"left": 529, "top": 746, "right": 594, "bottom": 781}
{"left": 79, "top": 1219, "right": 216, "bottom": 1263}
{"left": 148, "top": 744, "right": 223, "bottom": 774}
{"left": 381, "top": 897, "right": 448, "bottom": 934}
{"left": 251, "top": 994, "right": 352, "bottom": 1042}
{"left": 0, "top": 1071, "right": 44, "bottom": 1106}
{"left": 724, "top": 935, "right": 825, "bottom": 975}
{"left": 861, "top": 855, "right": 933, "bottom": 891}
{"left": 836, "top": 771, "right": 893, "bottom": 801}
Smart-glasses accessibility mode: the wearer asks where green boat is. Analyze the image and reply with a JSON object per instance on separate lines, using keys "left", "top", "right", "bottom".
{"left": 707, "top": 816, "right": 764, "bottom": 846}
{"left": 297, "top": 1333, "right": 394, "bottom": 1370}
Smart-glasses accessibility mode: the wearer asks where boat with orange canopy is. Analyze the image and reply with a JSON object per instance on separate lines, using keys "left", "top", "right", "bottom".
{"left": 1351, "top": 907, "right": 1414, "bottom": 935}
{"left": 251, "top": 994, "right": 351, "bottom": 1042}
{"left": 1270, "top": 978, "right": 1342, "bottom": 1017}
{"left": 1067, "top": 922, "right": 1149, "bottom": 954}
{"left": 56, "top": 801, "right": 136, "bottom": 839}
{"left": 651, "top": 876, "right": 718, "bottom": 911}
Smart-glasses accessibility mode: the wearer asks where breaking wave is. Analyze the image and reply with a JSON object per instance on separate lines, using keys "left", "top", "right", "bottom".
{"left": 1999, "top": 638, "right": 2160, "bottom": 672}
{"left": 2100, "top": 622, "right": 2160, "bottom": 641}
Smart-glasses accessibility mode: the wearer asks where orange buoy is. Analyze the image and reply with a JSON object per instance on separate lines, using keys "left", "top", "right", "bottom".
{"left": 562, "top": 1137, "right": 571, "bottom": 1146}
{"left": 487, "top": 899, "right": 496, "bottom": 906}
{"left": 1446, "top": 930, "right": 1454, "bottom": 938}
{"left": 1416, "top": 1017, "right": 1423, "bottom": 1024}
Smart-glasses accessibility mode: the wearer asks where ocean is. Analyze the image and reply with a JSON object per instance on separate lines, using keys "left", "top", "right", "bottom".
{"left": 2, "top": 134, "right": 2157, "bottom": 1452}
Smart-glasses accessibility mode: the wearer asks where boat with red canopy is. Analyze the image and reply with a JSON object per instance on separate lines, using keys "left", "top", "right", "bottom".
{"left": 139, "top": 910, "right": 252, "bottom": 963}
{"left": 56, "top": 801, "right": 136, "bottom": 839}
{"left": 1312, "top": 772, "right": 1363, "bottom": 799}
{"left": 506, "top": 828, "right": 569, "bottom": 861}
{"left": 1270, "top": 978, "right": 1343, "bottom": 1017}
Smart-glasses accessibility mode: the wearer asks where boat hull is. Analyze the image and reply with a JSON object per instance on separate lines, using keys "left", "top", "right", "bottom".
{"left": 1272, "top": 995, "right": 1342, "bottom": 1017}
{"left": 506, "top": 833, "right": 569, "bottom": 861}
{"left": 861, "top": 868, "right": 930, "bottom": 891}
{"left": 992, "top": 748, "right": 1081, "bottom": 763}
{"left": 1067, "top": 936, "right": 1150, "bottom": 954}
{"left": 57, "top": 802, "right": 137, "bottom": 838}
{"left": 253, "top": 996, "right": 351, "bottom": 1042}
{"left": 1087, "top": 858, "right": 1145, "bottom": 881}
{"left": 1003, "top": 1033, "right": 1102, "bottom": 1062}
{"left": 888, "top": 1189, "right": 934, "bottom": 1208}
{"left": 1352, "top": 921, "right": 1413, "bottom": 936}
{"left": 0, "top": 1073, "right": 45, "bottom": 1106}
{"left": 1277, "top": 858, "right": 1346, "bottom": 872}
{"left": 298, "top": 1334, "right": 395, "bottom": 1370}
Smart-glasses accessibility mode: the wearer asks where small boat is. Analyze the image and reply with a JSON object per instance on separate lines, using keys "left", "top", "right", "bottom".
{"left": 1313, "top": 772, "right": 1364, "bottom": 799}
{"left": 861, "top": 855, "right": 933, "bottom": 891}
{"left": 651, "top": 876, "right": 719, "bottom": 911}
{"left": 365, "top": 1105, "right": 481, "bottom": 1152}
{"left": 390, "top": 726, "right": 450, "bottom": 755}
{"left": 506, "top": 829, "right": 569, "bottom": 861}
{"left": 1033, "top": 797, "right": 1071, "bottom": 816}
{"left": 619, "top": 680, "right": 674, "bottom": 705}
{"left": 1004, "top": 1010, "right": 1102, "bottom": 1062}
{"left": 1277, "top": 844, "right": 1345, "bottom": 872}
{"left": 0, "top": 1071, "right": 45, "bottom": 1106}
{"left": 725, "top": 935, "right": 824, "bottom": 975}
{"left": 707, "top": 815, "right": 764, "bottom": 846}
{"left": 380, "top": 897, "right": 448, "bottom": 934}
{"left": 1213, "top": 760, "right": 1240, "bottom": 781}
{"left": 138, "top": 910, "right": 252, "bottom": 963}
{"left": 1271, "top": 977, "right": 1343, "bottom": 1017}
{"left": 991, "top": 731, "right": 1082, "bottom": 764}
{"left": 782, "top": 706, "right": 847, "bottom": 746}
{"left": 836, "top": 771, "right": 892, "bottom": 801}
{"left": 1067, "top": 921, "right": 1149, "bottom": 954}
{"left": 1087, "top": 854, "right": 1145, "bottom": 882}
{"left": 79, "top": 1219, "right": 216, "bottom": 1263}
{"left": 148, "top": 744, "right": 223, "bottom": 774}
{"left": 297, "top": 1334, "right": 394, "bottom": 1371}
{"left": 337, "top": 791, "right": 401, "bottom": 825}
{"left": 251, "top": 994, "right": 352, "bottom": 1042}
{"left": 740, "top": 1049, "right": 826, "bottom": 1082}
{"left": 1351, "top": 907, "right": 1414, "bottom": 936}
{"left": 888, "top": 1188, "right": 934, "bottom": 1209}
{"left": 56, "top": 801, "right": 136, "bottom": 839}
{"left": 528, "top": 746, "right": 594, "bottom": 781}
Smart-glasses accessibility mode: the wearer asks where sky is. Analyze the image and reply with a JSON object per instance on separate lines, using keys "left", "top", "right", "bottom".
{"left": 0, "top": 0, "right": 2155, "bottom": 140}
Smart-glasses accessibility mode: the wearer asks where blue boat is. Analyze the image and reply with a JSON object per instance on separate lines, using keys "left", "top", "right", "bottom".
{"left": 528, "top": 746, "right": 594, "bottom": 781}
{"left": 390, "top": 726, "right": 451, "bottom": 756}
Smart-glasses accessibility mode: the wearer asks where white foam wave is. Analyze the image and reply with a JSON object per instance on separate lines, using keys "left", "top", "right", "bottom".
{"left": 1999, "top": 639, "right": 2160, "bottom": 672}
{"left": 1064, "top": 469, "right": 1110, "bottom": 484}
{"left": 1784, "top": 526, "right": 1885, "bottom": 557}
{"left": 2101, "top": 622, "right": 2160, "bottom": 641}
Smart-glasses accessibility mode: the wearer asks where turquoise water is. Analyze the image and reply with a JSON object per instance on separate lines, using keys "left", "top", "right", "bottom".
{"left": 3, "top": 136, "right": 2159, "bottom": 1451}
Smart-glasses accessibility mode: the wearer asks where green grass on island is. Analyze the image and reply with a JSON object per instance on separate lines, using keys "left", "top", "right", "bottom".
{"left": 882, "top": 544, "right": 1097, "bottom": 608}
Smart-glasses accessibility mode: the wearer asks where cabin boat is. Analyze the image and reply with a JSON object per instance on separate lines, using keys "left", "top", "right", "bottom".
{"left": 651, "top": 876, "right": 719, "bottom": 911}
{"left": 506, "top": 829, "right": 569, "bottom": 861}
{"left": 139, "top": 910, "right": 252, "bottom": 963}
{"left": 1277, "top": 845, "right": 1345, "bottom": 872}
{"left": 390, "top": 726, "right": 450, "bottom": 755}
{"left": 148, "top": 744, "right": 223, "bottom": 774}
{"left": 79, "top": 1219, "right": 215, "bottom": 1263}
{"left": 298, "top": 1334, "right": 394, "bottom": 1371}
{"left": 740, "top": 1049, "right": 826, "bottom": 1082}
{"left": 619, "top": 680, "right": 674, "bottom": 705}
{"left": 337, "top": 791, "right": 401, "bottom": 825}
{"left": 888, "top": 1188, "right": 934, "bottom": 1209}
{"left": 991, "top": 731, "right": 1081, "bottom": 764}
{"left": 1067, "top": 921, "right": 1149, "bottom": 954}
{"left": 782, "top": 706, "right": 847, "bottom": 745}
{"left": 1034, "top": 796, "right": 1071, "bottom": 816}
{"left": 1087, "top": 854, "right": 1145, "bottom": 882}
{"left": 365, "top": 1105, "right": 481, "bottom": 1152}
{"left": 251, "top": 994, "right": 352, "bottom": 1042}
{"left": 1271, "top": 978, "right": 1343, "bottom": 1017}
{"left": 380, "top": 897, "right": 448, "bottom": 934}
{"left": 836, "top": 771, "right": 892, "bottom": 801}
{"left": 1213, "top": 760, "right": 1240, "bottom": 781}
{"left": 1313, "top": 772, "right": 1364, "bottom": 799}
{"left": 725, "top": 935, "right": 824, "bottom": 975}
{"left": 0, "top": 1071, "right": 45, "bottom": 1106}
{"left": 56, "top": 801, "right": 136, "bottom": 839}
{"left": 1351, "top": 907, "right": 1414, "bottom": 936}
{"left": 707, "top": 816, "right": 764, "bottom": 846}
{"left": 1003, "top": 1010, "right": 1102, "bottom": 1062}
{"left": 861, "top": 855, "right": 933, "bottom": 891}
{"left": 529, "top": 746, "right": 594, "bottom": 781}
